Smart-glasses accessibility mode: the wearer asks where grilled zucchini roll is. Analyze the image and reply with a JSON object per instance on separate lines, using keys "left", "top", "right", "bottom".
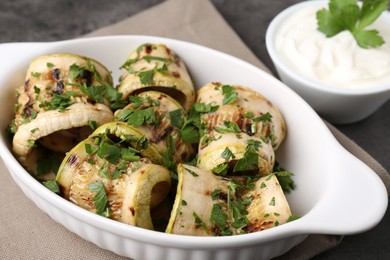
{"left": 166, "top": 164, "right": 292, "bottom": 236}
{"left": 11, "top": 53, "right": 116, "bottom": 176}
{"left": 57, "top": 121, "right": 163, "bottom": 196}
{"left": 56, "top": 122, "right": 171, "bottom": 230}
{"left": 114, "top": 91, "right": 195, "bottom": 165}
{"left": 118, "top": 43, "right": 195, "bottom": 111}
{"left": 197, "top": 82, "right": 286, "bottom": 150}
{"left": 241, "top": 174, "right": 292, "bottom": 233}
{"left": 166, "top": 164, "right": 232, "bottom": 236}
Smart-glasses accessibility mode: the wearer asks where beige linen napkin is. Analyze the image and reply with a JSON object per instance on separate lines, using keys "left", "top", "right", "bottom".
{"left": 1, "top": 0, "right": 389, "bottom": 259}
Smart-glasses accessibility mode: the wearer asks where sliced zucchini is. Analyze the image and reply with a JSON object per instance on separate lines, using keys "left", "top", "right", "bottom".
{"left": 240, "top": 175, "right": 292, "bottom": 232}
{"left": 118, "top": 43, "right": 195, "bottom": 111}
{"left": 166, "top": 165, "right": 292, "bottom": 236}
{"left": 57, "top": 121, "right": 164, "bottom": 198}
{"left": 197, "top": 82, "right": 286, "bottom": 150}
{"left": 64, "top": 155, "right": 170, "bottom": 230}
{"left": 166, "top": 164, "right": 232, "bottom": 236}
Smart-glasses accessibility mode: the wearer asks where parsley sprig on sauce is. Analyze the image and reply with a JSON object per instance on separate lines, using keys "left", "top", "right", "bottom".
{"left": 316, "top": 0, "right": 389, "bottom": 48}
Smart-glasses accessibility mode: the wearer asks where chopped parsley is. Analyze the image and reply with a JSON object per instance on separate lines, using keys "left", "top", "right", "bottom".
{"left": 287, "top": 214, "right": 301, "bottom": 222}
{"left": 169, "top": 108, "right": 200, "bottom": 144}
{"left": 42, "top": 180, "right": 60, "bottom": 194}
{"left": 31, "top": 72, "right": 41, "bottom": 78}
{"left": 233, "top": 140, "right": 260, "bottom": 173}
{"left": 253, "top": 112, "right": 272, "bottom": 124}
{"left": 211, "top": 189, "right": 222, "bottom": 200}
{"left": 84, "top": 131, "right": 142, "bottom": 179}
{"left": 269, "top": 197, "right": 276, "bottom": 206}
{"left": 210, "top": 203, "right": 231, "bottom": 235}
{"left": 88, "top": 120, "right": 98, "bottom": 130}
{"left": 221, "top": 85, "right": 238, "bottom": 105}
{"left": 193, "top": 102, "right": 219, "bottom": 113}
{"left": 221, "top": 147, "right": 235, "bottom": 160}
{"left": 88, "top": 181, "right": 110, "bottom": 217}
{"left": 162, "top": 135, "right": 176, "bottom": 171}
{"left": 212, "top": 163, "right": 229, "bottom": 176}
{"left": 184, "top": 167, "right": 199, "bottom": 177}
{"left": 272, "top": 161, "right": 296, "bottom": 193}
{"left": 138, "top": 70, "right": 155, "bottom": 85}
{"left": 215, "top": 121, "right": 241, "bottom": 134}
{"left": 39, "top": 92, "right": 75, "bottom": 112}
{"left": 116, "top": 96, "right": 161, "bottom": 128}
{"left": 193, "top": 211, "right": 209, "bottom": 234}
{"left": 68, "top": 61, "right": 122, "bottom": 108}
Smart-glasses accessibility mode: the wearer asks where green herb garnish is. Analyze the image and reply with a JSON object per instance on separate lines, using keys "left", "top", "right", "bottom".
{"left": 184, "top": 167, "right": 199, "bottom": 177}
{"left": 272, "top": 161, "right": 296, "bottom": 193}
{"left": 39, "top": 92, "right": 75, "bottom": 112}
{"left": 88, "top": 120, "right": 98, "bottom": 130}
{"left": 221, "top": 85, "right": 238, "bottom": 105}
{"left": 233, "top": 140, "right": 260, "bottom": 173}
{"left": 212, "top": 163, "right": 229, "bottom": 175}
{"left": 215, "top": 121, "right": 241, "bottom": 134}
{"left": 193, "top": 211, "right": 210, "bottom": 234}
{"left": 209, "top": 203, "right": 232, "bottom": 235}
{"left": 316, "top": 0, "right": 389, "bottom": 48}
{"left": 42, "top": 180, "right": 60, "bottom": 194}
{"left": 193, "top": 102, "right": 219, "bottom": 113}
{"left": 287, "top": 214, "right": 301, "bottom": 222}
{"left": 221, "top": 147, "right": 235, "bottom": 160}
{"left": 88, "top": 181, "right": 110, "bottom": 217}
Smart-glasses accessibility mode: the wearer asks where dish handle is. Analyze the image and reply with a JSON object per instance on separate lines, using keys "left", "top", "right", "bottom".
{"left": 304, "top": 151, "right": 388, "bottom": 235}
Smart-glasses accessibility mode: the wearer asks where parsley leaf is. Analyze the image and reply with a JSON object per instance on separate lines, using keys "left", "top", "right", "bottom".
{"left": 233, "top": 141, "right": 259, "bottom": 173}
{"left": 253, "top": 112, "right": 273, "bottom": 124}
{"left": 193, "top": 211, "right": 210, "bottom": 234}
{"left": 42, "top": 180, "right": 60, "bottom": 194}
{"left": 221, "top": 85, "right": 238, "bottom": 105}
{"left": 215, "top": 121, "right": 241, "bottom": 134}
{"left": 272, "top": 161, "right": 296, "bottom": 193}
{"left": 117, "top": 107, "right": 159, "bottom": 128}
{"left": 138, "top": 69, "right": 154, "bottom": 85}
{"left": 193, "top": 102, "right": 219, "bottom": 113}
{"left": 212, "top": 163, "right": 229, "bottom": 175}
{"left": 210, "top": 203, "right": 232, "bottom": 236}
{"left": 180, "top": 125, "right": 199, "bottom": 144}
{"left": 287, "top": 214, "right": 301, "bottom": 222}
{"left": 316, "top": 0, "right": 388, "bottom": 48}
{"left": 39, "top": 92, "right": 75, "bottom": 112}
{"left": 88, "top": 181, "right": 110, "bottom": 217}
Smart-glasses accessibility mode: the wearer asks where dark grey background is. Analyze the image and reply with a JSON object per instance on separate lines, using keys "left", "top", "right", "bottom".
{"left": 0, "top": 0, "right": 389, "bottom": 259}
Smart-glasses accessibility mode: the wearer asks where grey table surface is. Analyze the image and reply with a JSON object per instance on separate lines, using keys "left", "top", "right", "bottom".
{"left": 0, "top": 0, "right": 389, "bottom": 259}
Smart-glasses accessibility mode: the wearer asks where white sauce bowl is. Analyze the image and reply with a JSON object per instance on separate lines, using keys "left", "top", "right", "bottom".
{"left": 266, "top": 0, "right": 390, "bottom": 124}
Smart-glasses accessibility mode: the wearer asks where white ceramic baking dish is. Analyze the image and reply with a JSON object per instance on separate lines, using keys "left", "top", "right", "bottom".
{"left": 0, "top": 36, "right": 387, "bottom": 260}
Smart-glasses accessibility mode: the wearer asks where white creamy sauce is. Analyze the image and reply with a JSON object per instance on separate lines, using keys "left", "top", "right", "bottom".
{"left": 275, "top": 6, "right": 390, "bottom": 88}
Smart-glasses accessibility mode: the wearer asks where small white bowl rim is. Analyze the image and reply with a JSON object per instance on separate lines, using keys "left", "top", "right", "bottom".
{"left": 266, "top": 0, "right": 390, "bottom": 96}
